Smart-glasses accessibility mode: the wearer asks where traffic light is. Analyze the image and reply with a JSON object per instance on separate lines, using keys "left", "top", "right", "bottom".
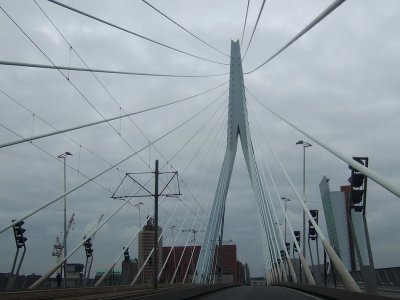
{"left": 12, "top": 220, "right": 27, "bottom": 248}
{"left": 308, "top": 210, "right": 318, "bottom": 240}
{"left": 280, "top": 250, "right": 285, "bottom": 260}
{"left": 84, "top": 238, "right": 93, "bottom": 257}
{"left": 123, "top": 247, "right": 130, "bottom": 261}
{"left": 348, "top": 157, "right": 368, "bottom": 212}
{"left": 285, "top": 242, "right": 290, "bottom": 254}
{"left": 293, "top": 231, "right": 300, "bottom": 252}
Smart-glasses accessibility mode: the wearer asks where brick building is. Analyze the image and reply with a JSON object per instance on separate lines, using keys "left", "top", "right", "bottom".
{"left": 161, "top": 244, "right": 246, "bottom": 284}
{"left": 138, "top": 218, "right": 162, "bottom": 283}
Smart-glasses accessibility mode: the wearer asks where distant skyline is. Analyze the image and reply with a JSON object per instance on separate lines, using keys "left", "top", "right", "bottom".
{"left": 1, "top": 0, "right": 400, "bottom": 279}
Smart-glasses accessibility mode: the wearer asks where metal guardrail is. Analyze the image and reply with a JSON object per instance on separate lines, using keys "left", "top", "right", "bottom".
{"left": 278, "top": 283, "right": 397, "bottom": 300}
{"left": 0, "top": 283, "right": 240, "bottom": 300}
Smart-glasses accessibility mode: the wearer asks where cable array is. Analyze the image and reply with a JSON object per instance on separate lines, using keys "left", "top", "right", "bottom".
{"left": 240, "top": 0, "right": 251, "bottom": 47}
{"left": 242, "top": 0, "right": 267, "bottom": 60}
{"left": 47, "top": 0, "right": 229, "bottom": 66}
{"left": 245, "top": 0, "right": 345, "bottom": 74}
{"left": 1, "top": 0, "right": 386, "bottom": 290}
{"left": 142, "top": 0, "right": 229, "bottom": 57}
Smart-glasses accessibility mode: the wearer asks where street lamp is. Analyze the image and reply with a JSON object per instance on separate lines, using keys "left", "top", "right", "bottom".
{"left": 58, "top": 151, "right": 72, "bottom": 287}
{"left": 134, "top": 202, "right": 144, "bottom": 229}
{"left": 170, "top": 225, "right": 177, "bottom": 275}
{"left": 280, "top": 197, "right": 291, "bottom": 245}
{"left": 296, "top": 140, "right": 311, "bottom": 283}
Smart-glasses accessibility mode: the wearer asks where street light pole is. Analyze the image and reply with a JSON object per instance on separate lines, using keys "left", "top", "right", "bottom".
{"left": 170, "top": 225, "right": 177, "bottom": 279}
{"left": 296, "top": 140, "right": 311, "bottom": 283}
{"left": 58, "top": 151, "right": 72, "bottom": 287}
{"left": 134, "top": 202, "right": 143, "bottom": 229}
{"left": 281, "top": 197, "right": 291, "bottom": 245}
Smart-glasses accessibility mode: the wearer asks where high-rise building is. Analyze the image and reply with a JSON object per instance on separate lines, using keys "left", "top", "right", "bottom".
{"left": 319, "top": 176, "right": 352, "bottom": 270}
{"left": 138, "top": 217, "right": 162, "bottom": 283}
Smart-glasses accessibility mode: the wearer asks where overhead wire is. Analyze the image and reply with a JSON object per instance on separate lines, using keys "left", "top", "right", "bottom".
{"left": 0, "top": 4, "right": 159, "bottom": 172}
{"left": 141, "top": 0, "right": 229, "bottom": 57}
{"left": 47, "top": 0, "right": 229, "bottom": 66}
{"left": 0, "top": 122, "right": 113, "bottom": 194}
{"left": 34, "top": 0, "right": 228, "bottom": 222}
{"left": 0, "top": 89, "right": 223, "bottom": 234}
{"left": 245, "top": 0, "right": 346, "bottom": 74}
{"left": 0, "top": 81, "right": 228, "bottom": 149}
{"left": 45, "top": 1, "right": 222, "bottom": 232}
{"left": 0, "top": 88, "right": 120, "bottom": 171}
{"left": 242, "top": 0, "right": 267, "bottom": 60}
{"left": 36, "top": 0, "right": 227, "bottom": 225}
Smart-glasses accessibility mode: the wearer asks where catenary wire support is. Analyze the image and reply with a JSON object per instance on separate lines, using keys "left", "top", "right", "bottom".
{"left": 112, "top": 161, "right": 181, "bottom": 289}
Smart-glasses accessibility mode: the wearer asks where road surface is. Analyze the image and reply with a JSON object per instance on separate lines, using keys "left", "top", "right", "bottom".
{"left": 195, "top": 286, "right": 322, "bottom": 299}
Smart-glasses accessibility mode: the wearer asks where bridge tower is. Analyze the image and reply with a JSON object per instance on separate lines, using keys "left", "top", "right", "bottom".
{"left": 195, "top": 40, "right": 284, "bottom": 283}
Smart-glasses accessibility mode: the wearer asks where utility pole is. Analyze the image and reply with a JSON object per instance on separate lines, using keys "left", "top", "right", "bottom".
{"left": 170, "top": 225, "right": 177, "bottom": 276}
{"left": 58, "top": 151, "right": 72, "bottom": 287}
{"left": 153, "top": 160, "right": 159, "bottom": 290}
{"left": 296, "top": 140, "right": 311, "bottom": 282}
{"left": 111, "top": 160, "right": 180, "bottom": 289}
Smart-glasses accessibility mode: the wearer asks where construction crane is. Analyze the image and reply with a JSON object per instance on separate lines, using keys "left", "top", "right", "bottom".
{"left": 182, "top": 229, "right": 205, "bottom": 243}
{"left": 52, "top": 213, "right": 75, "bottom": 262}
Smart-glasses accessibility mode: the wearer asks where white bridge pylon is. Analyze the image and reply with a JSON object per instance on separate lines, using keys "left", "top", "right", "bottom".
{"left": 194, "top": 40, "right": 285, "bottom": 283}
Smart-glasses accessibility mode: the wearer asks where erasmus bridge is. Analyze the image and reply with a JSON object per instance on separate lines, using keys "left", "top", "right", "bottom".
{"left": 0, "top": 0, "right": 399, "bottom": 299}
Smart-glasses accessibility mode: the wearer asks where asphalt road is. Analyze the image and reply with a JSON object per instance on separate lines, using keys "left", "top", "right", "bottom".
{"left": 194, "top": 286, "right": 322, "bottom": 300}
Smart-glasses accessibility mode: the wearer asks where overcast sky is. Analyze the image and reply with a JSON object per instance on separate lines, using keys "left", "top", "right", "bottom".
{"left": 1, "top": 0, "right": 400, "bottom": 280}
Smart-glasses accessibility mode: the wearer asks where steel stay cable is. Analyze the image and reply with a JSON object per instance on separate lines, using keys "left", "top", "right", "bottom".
{"left": 157, "top": 195, "right": 196, "bottom": 281}
{"left": 162, "top": 106, "right": 228, "bottom": 224}
{"left": 249, "top": 102, "right": 297, "bottom": 281}
{"left": 0, "top": 122, "right": 114, "bottom": 194}
{"left": 0, "top": 95, "right": 220, "bottom": 234}
{"left": 244, "top": 0, "right": 346, "bottom": 74}
{"left": 119, "top": 91, "right": 228, "bottom": 225}
{"left": 106, "top": 91, "right": 228, "bottom": 230}
{"left": 242, "top": 0, "right": 267, "bottom": 61}
{"left": 0, "top": 81, "right": 228, "bottom": 149}
{"left": 162, "top": 94, "right": 228, "bottom": 168}
{"left": 260, "top": 159, "right": 297, "bottom": 282}
{"left": 246, "top": 92, "right": 316, "bottom": 283}
{"left": 1, "top": 3, "right": 165, "bottom": 169}
{"left": 182, "top": 222, "right": 202, "bottom": 283}
{"left": 247, "top": 89, "right": 360, "bottom": 291}
{"left": 47, "top": 0, "right": 229, "bottom": 66}
{"left": 96, "top": 173, "right": 191, "bottom": 286}
{"left": 2, "top": 3, "right": 226, "bottom": 182}
{"left": 34, "top": 0, "right": 228, "bottom": 191}
{"left": 142, "top": 0, "right": 229, "bottom": 57}
{"left": 29, "top": 199, "right": 130, "bottom": 289}
{"left": 0, "top": 60, "right": 229, "bottom": 78}
{"left": 240, "top": 0, "right": 251, "bottom": 47}
{"left": 247, "top": 87, "right": 400, "bottom": 199}
{"left": 0, "top": 88, "right": 122, "bottom": 172}
{"left": 170, "top": 210, "right": 200, "bottom": 283}
{"left": 191, "top": 118, "right": 227, "bottom": 282}
{"left": 177, "top": 111, "right": 228, "bottom": 216}
{"left": 129, "top": 196, "right": 183, "bottom": 284}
